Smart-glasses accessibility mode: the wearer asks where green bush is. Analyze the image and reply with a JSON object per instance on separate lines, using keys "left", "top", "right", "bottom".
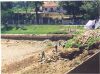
{"left": 87, "top": 36, "right": 100, "bottom": 46}
{"left": 65, "top": 35, "right": 100, "bottom": 48}
{"left": 65, "top": 39, "right": 75, "bottom": 48}
{"left": 65, "top": 38, "right": 81, "bottom": 48}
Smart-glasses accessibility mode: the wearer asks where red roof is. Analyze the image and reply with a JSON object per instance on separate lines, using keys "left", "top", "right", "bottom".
{"left": 43, "top": 1, "right": 58, "bottom": 8}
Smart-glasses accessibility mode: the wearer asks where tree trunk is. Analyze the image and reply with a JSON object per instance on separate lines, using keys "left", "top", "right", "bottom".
{"left": 5, "top": 21, "right": 8, "bottom": 30}
{"left": 35, "top": 2, "right": 39, "bottom": 24}
{"left": 72, "top": 10, "right": 76, "bottom": 25}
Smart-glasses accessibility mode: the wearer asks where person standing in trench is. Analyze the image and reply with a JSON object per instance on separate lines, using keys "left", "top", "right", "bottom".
{"left": 40, "top": 50, "right": 45, "bottom": 62}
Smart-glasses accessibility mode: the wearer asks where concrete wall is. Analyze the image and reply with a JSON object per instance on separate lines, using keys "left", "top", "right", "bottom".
{"left": 67, "top": 51, "right": 100, "bottom": 74}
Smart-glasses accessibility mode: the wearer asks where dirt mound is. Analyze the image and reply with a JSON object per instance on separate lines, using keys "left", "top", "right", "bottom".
{"left": 76, "top": 30, "right": 100, "bottom": 44}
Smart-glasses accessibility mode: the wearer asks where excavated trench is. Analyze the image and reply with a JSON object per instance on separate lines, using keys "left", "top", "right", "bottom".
{"left": 1, "top": 32, "right": 100, "bottom": 74}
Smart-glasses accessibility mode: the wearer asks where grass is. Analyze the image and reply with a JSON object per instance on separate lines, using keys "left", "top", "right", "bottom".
{"left": 1, "top": 25, "right": 84, "bottom": 34}
{"left": 65, "top": 37, "right": 81, "bottom": 48}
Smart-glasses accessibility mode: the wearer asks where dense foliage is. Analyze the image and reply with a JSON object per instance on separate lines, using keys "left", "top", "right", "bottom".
{"left": 1, "top": 1, "right": 43, "bottom": 29}
{"left": 59, "top": 0, "right": 100, "bottom": 20}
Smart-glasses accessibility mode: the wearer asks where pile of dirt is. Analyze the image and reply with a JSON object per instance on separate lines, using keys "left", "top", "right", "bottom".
{"left": 76, "top": 30, "right": 100, "bottom": 44}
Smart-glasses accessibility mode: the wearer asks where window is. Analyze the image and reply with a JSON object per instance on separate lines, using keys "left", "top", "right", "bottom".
{"left": 45, "top": 8, "right": 47, "bottom": 11}
{"left": 50, "top": 8, "right": 53, "bottom": 12}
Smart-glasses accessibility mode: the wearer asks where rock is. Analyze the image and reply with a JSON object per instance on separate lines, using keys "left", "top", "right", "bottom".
{"left": 6, "top": 40, "right": 10, "bottom": 42}
{"left": 88, "top": 50, "right": 95, "bottom": 55}
{"left": 88, "top": 41, "right": 100, "bottom": 50}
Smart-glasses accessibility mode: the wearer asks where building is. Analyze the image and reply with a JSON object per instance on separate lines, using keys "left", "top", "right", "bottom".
{"left": 38, "top": 1, "right": 66, "bottom": 24}
{"left": 38, "top": 1, "right": 83, "bottom": 25}
{"left": 42, "top": 1, "right": 65, "bottom": 13}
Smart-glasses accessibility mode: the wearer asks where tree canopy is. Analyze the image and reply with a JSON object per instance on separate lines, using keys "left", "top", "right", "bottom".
{"left": 59, "top": 1, "right": 100, "bottom": 20}
{"left": 80, "top": 1, "right": 100, "bottom": 19}
{"left": 1, "top": 1, "right": 100, "bottom": 27}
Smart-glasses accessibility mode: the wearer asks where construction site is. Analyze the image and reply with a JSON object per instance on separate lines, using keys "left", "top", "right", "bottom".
{"left": 1, "top": 30, "right": 100, "bottom": 74}
{"left": 1, "top": 1, "right": 100, "bottom": 74}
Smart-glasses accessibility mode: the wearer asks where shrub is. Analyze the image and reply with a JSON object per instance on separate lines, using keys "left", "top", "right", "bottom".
{"left": 66, "top": 36, "right": 100, "bottom": 49}
{"left": 87, "top": 36, "right": 100, "bottom": 46}
{"left": 65, "top": 39, "right": 75, "bottom": 48}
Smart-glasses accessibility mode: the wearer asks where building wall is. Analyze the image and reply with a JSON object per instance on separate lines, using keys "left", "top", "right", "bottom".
{"left": 42, "top": 7, "right": 66, "bottom": 14}
{"left": 43, "top": 7, "right": 57, "bottom": 13}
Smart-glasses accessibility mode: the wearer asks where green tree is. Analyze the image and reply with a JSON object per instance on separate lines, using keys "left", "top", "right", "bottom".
{"left": 59, "top": 1, "right": 100, "bottom": 20}
{"left": 59, "top": 1, "right": 83, "bottom": 23}
{"left": 12, "top": 1, "right": 43, "bottom": 24}
{"left": 80, "top": 0, "right": 100, "bottom": 20}
{"left": 34, "top": 1, "right": 43, "bottom": 24}
{"left": 1, "top": 2, "right": 13, "bottom": 30}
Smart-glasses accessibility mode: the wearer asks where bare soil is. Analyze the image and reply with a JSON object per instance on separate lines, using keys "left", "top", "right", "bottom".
{"left": 1, "top": 35, "right": 99, "bottom": 74}
{"left": 1, "top": 39, "right": 49, "bottom": 66}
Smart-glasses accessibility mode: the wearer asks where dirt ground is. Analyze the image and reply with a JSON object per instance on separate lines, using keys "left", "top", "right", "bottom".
{"left": 1, "top": 39, "right": 50, "bottom": 65}
{"left": 1, "top": 38, "right": 99, "bottom": 74}
{"left": 1, "top": 39, "right": 66, "bottom": 74}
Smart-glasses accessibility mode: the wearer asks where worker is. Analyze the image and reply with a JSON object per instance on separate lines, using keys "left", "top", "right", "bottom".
{"left": 55, "top": 43, "right": 58, "bottom": 53}
{"left": 62, "top": 44, "right": 65, "bottom": 48}
{"left": 62, "top": 42, "right": 66, "bottom": 48}
{"left": 58, "top": 41, "right": 62, "bottom": 46}
{"left": 40, "top": 50, "right": 45, "bottom": 62}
